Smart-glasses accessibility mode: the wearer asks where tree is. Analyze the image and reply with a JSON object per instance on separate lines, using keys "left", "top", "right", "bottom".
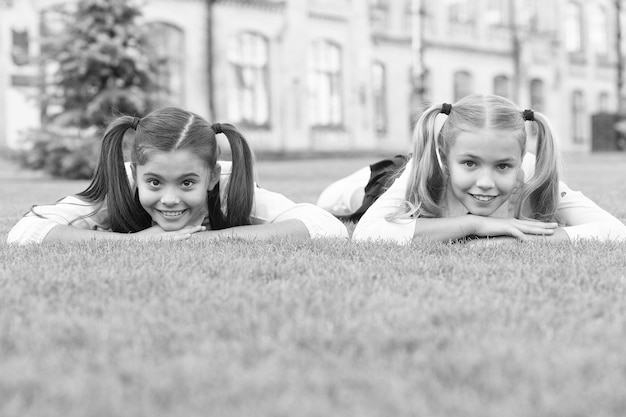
{"left": 18, "top": 0, "right": 161, "bottom": 178}
{"left": 41, "top": 0, "right": 159, "bottom": 130}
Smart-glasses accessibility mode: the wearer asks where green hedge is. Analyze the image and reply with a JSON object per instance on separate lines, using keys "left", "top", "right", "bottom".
{"left": 17, "top": 129, "right": 99, "bottom": 180}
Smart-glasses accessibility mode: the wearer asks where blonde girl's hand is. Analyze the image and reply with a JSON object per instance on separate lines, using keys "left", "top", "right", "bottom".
{"left": 473, "top": 216, "right": 558, "bottom": 240}
{"left": 133, "top": 224, "right": 207, "bottom": 241}
{"left": 464, "top": 235, "right": 518, "bottom": 246}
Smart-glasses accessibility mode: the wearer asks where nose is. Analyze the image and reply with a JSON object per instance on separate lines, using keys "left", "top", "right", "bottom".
{"left": 160, "top": 188, "right": 180, "bottom": 206}
{"left": 476, "top": 169, "right": 495, "bottom": 190}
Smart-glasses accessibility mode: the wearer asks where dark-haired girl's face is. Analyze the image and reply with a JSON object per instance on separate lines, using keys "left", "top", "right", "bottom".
{"left": 136, "top": 150, "right": 219, "bottom": 231}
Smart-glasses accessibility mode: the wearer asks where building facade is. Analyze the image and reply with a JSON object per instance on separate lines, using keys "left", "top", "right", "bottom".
{"left": 0, "top": 0, "right": 622, "bottom": 153}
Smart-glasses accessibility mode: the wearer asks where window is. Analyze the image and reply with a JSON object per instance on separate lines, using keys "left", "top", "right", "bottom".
{"left": 572, "top": 90, "right": 585, "bottom": 144}
{"left": 565, "top": 2, "right": 584, "bottom": 54}
{"left": 453, "top": 71, "right": 472, "bottom": 101}
{"left": 448, "top": 0, "right": 473, "bottom": 24}
{"left": 527, "top": 0, "right": 557, "bottom": 33}
{"left": 146, "top": 22, "right": 184, "bottom": 106}
{"left": 228, "top": 32, "right": 270, "bottom": 126}
{"left": 530, "top": 79, "right": 545, "bottom": 112}
{"left": 369, "top": 0, "right": 390, "bottom": 30}
{"left": 308, "top": 40, "right": 342, "bottom": 128}
{"left": 597, "top": 92, "right": 609, "bottom": 112}
{"left": 485, "top": 0, "right": 507, "bottom": 27}
{"left": 409, "top": 67, "right": 430, "bottom": 128}
{"left": 590, "top": 4, "right": 609, "bottom": 58}
{"left": 403, "top": 0, "right": 412, "bottom": 31}
{"left": 493, "top": 75, "right": 510, "bottom": 98}
{"left": 12, "top": 29, "right": 29, "bottom": 66}
{"left": 372, "top": 61, "right": 386, "bottom": 135}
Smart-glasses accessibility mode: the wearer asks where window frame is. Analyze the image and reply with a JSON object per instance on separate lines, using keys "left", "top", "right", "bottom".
{"left": 307, "top": 39, "right": 343, "bottom": 129}
{"left": 227, "top": 31, "right": 271, "bottom": 128}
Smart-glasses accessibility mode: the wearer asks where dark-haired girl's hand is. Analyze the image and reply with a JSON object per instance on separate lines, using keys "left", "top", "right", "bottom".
{"left": 134, "top": 224, "right": 207, "bottom": 241}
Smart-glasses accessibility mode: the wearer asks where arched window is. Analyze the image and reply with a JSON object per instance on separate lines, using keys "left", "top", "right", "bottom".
{"left": 572, "top": 90, "right": 585, "bottom": 144}
{"left": 308, "top": 40, "right": 342, "bottom": 127}
{"left": 12, "top": 29, "right": 29, "bottom": 66}
{"left": 485, "top": 0, "right": 508, "bottom": 27}
{"left": 403, "top": 0, "right": 412, "bottom": 31}
{"left": 369, "top": 0, "right": 390, "bottom": 30}
{"left": 448, "top": 0, "right": 473, "bottom": 24}
{"left": 530, "top": 79, "right": 545, "bottom": 112}
{"left": 227, "top": 32, "right": 270, "bottom": 126}
{"left": 597, "top": 92, "right": 609, "bottom": 113}
{"left": 493, "top": 75, "right": 510, "bottom": 98}
{"left": 590, "top": 4, "right": 610, "bottom": 57}
{"left": 372, "top": 61, "right": 386, "bottom": 135}
{"left": 453, "top": 71, "right": 472, "bottom": 102}
{"left": 146, "top": 22, "right": 184, "bottom": 106}
{"left": 526, "top": 0, "right": 557, "bottom": 33}
{"left": 565, "top": 2, "right": 584, "bottom": 54}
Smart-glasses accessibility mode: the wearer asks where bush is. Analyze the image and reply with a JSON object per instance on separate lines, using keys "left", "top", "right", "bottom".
{"left": 17, "top": 0, "right": 160, "bottom": 180}
{"left": 17, "top": 128, "right": 99, "bottom": 179}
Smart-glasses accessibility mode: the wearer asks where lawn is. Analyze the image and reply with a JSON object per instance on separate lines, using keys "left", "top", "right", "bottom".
{"left": 1, "top": 152, "right": 626, "bottom": 417}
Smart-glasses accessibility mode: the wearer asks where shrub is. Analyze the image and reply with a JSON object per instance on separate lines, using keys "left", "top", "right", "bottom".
{"left": 18, "top": 128, "right": 99, "bottom": 179}
{"left": 17, "top": 0, "right": 161, "bottom": 179}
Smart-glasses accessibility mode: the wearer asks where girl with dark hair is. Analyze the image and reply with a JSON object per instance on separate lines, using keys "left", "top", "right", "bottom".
{"left": 8, "top": 107, "right": 348, "bottom": 244}
{"left": 318, "top": 95, "right": 626, "bottom": 244}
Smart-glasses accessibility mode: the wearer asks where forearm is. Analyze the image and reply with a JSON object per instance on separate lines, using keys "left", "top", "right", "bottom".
{"left": 44, "top": 224, "right": 129, "bottom": 242}
{"left": 192, "top": 219, "right": 311, "bottom": 242}
{"left": 413, "top": 216, "right": 478, "bottom": 242}
{"left": 414, "top": 214, "right": 563, "bottom": 242}
{"left": 466, "top": 228, "right": 570, "bottom": 246}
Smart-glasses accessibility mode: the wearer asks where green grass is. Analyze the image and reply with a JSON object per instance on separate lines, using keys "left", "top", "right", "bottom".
{"left": 2, "top": 153, "right": 626, "bottom": 417}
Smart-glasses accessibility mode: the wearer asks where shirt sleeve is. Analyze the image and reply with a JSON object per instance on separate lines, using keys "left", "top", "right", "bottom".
{"left": 316, "top": 166, "right": 370, "bottom": 216}
{"left": 557, "top": 182, "right": 626, "bottom": 241}
{"left": 520, "top": 154, "right": 626, "bottom": 240}
{"left": 6, "top": 196, "right": 110, "bottom": 245}
{"left": 352, "top": 159, "right": 415, "bottom": 244}
{"left": 250, "top": 186, "right": 349, "bottom": 239}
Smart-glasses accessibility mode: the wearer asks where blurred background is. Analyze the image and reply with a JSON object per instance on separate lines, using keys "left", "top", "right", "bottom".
{"left": 0, "top": 0, "right": 624, "bottom": 178}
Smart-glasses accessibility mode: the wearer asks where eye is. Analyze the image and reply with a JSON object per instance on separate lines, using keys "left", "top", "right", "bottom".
{"left": 147, "top": 179, "right": 160, "bottom": 187}
{"left": 497, "top": 163, "right": 511, "bottom": 170}
{"left": 463, "top": 161, "right": 476, "bottom": 168}
{"left": 181, "top": 180, "right": 194, "bottom": 188}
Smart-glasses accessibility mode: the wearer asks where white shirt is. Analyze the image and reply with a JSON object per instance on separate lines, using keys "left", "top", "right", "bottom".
{"left": 352, "top": 155, "right": 626, "bottom": 244}
{"left": 7, "top": 161, "right": 348, "bottom": 244}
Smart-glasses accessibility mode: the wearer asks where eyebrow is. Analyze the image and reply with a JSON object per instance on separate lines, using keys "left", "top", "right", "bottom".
{"left": 141, "top": 172, "right": 201, "bottom": 179}
{"left": 457, "top": 153, "right": 520, "bottom": 163}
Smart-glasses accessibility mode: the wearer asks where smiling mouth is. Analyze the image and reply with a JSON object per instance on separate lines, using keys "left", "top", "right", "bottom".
{"left": 469, "top": 194, "right": 497, "bottom": 202}
{"left": 158, "top": 209, "right": 186, "bottom": 217}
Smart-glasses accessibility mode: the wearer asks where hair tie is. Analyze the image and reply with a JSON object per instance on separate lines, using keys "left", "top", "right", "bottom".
{"left": 522, "top": 109, "right": 535, "bottom": 121}
{"left": 441, "top": 103, "right": 452, "bottom": 115}
{"left": 212, "top": 123, "right": 223, "bottom": 134}
{"left": 131, "top": 117, "right": 141, "bottom": 130}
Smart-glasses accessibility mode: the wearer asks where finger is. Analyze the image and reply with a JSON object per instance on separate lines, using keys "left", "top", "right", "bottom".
{"left": 506, "top": 227, "right": 527, "bottom": 240}
{"left": 518, "top": 220, "right": 558, "bottom": 229}
{"left": 520, "top": 226, "right": 555, "bottom": 235}
{"left": 183, "top": 225, "right": 206, "bottom": 233}
{"left": 171, "top": 233, "right": 192, "bottom": 241}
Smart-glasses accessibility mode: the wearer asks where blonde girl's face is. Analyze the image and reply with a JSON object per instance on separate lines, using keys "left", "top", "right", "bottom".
{"left": 135, "top": 150, "right": 219, "bottom": 231}
{"left": 446, "top": 129, "right": 523, "bottom": 216}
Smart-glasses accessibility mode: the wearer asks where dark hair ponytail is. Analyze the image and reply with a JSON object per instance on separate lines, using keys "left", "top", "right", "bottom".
{"left": 77, "top": 116, "right": 151, "bottom": 232}
{"left": 206, "top": 123, "right": 255, "bottom": 229}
